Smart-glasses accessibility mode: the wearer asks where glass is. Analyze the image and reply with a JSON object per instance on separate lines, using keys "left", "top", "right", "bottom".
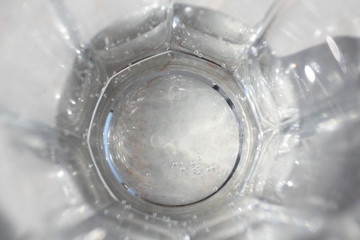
{"left": 1, "top": 0, "right": 359, "bottom": 239}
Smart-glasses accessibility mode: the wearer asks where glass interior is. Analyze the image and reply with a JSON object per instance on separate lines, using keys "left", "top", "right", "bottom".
{"left": 1, "top": 0, "right": 359, "bottom": 239}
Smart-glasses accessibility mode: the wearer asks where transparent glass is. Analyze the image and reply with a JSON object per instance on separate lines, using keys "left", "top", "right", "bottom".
{"left": 1, "top": 0, "right": 359, "bottom": 239}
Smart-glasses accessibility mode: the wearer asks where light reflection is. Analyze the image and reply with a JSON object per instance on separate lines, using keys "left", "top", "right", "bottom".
{"left": 314, "top": 29, "right": 322, "bottom": 37}
{"left": 173, "top": 16, "right": 180, "bottom": 29}
{"left": 66, "top": 109, "right": 73, "bottom": 115}
{"left": 56, "top": 22, "right": 70, "bottom": 40}
{"left": 326, "top": 36, "right": 347, "bottom": 72}
{"left": 83, "top": 228, "right": 106, "bottom": 240}
{"left": 57, "top": 170, "right": 64, "bottom": 178}
{"left": 103, "top": 111, "right": 136, "bottom": 196}
{"left": 326, "top": 36, "right": 342, "bottom": 62}
{"left": 185, "top": 6, "right": 192, "bottom": 13}
{"left": 103, "top": 111, "right": 122, "bottom": 183}
{"left": 317, "top": 119, "right": 339, "bottom": 132}
{"left": 304, "top": 65, "right": 316, "bottom": 83}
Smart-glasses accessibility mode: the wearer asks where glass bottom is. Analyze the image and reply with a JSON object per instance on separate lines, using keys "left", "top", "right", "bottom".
{"left": 88, "top": 50, "right": 244, "bottom": 206}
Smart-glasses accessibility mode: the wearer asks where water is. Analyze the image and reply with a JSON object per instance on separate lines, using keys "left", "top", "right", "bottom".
{"left": 55, "top": 2, "right": 360, "bottom": 239}
{"left": 89, "top": 50, "right": 242, "bottom": 206}
{"left": 58, "top": 3, "right": 263, "bottom": 214}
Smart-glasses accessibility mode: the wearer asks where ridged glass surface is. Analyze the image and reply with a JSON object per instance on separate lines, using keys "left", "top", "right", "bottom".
{"left": 1, "top": 1, "right": 360, "bottom": 239}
